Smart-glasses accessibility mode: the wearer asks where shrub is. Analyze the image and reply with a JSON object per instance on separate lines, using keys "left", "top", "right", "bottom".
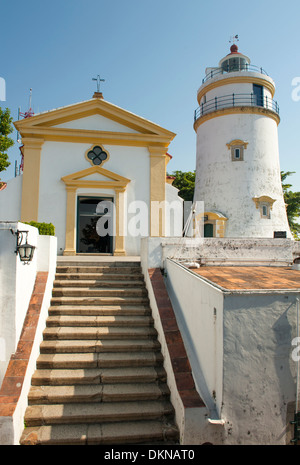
{"left": 24, "top": 221, "right": 55, "bottom": 236}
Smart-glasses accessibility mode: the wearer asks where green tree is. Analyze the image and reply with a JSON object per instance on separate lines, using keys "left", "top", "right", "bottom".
{"left": 168, "top": 170, "right": 195, "bottom": 201}
{"left": 281, "top": 171, "right": 300, "bottom": 240}
{"left": 0, "top": 107, "right": 14, "bottom": 176}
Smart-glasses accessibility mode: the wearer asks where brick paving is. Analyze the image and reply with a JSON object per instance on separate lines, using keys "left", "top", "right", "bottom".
{"left": 191, "top": 266, "right": 300, "bottom": 290}
{"left": 0, "top": 272, "right": 48, "bottom": 417}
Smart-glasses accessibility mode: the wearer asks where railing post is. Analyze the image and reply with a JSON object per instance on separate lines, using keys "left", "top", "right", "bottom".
{"left": 215, "top": 97, "right": 217, "bottom": 110}
{"left": 251, "top": 93, "right": 253, "bottom": 106}
{"left": 232, "top": 93, "right": 235, "bottom": 106}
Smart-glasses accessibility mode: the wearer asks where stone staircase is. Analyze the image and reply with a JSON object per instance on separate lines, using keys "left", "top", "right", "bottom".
{"left": 20, "top": 260, "right": 179, "bottom": 445}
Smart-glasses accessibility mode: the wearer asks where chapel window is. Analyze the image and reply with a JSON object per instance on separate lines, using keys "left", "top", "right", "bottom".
{"left": 87, "top": 146, "right": 108, "bottom": 166}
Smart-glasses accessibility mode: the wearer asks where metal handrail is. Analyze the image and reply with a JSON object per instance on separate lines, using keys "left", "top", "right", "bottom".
{"left": 194, "top": 92, "right": 279, "bottom": 121}
{"left": 202, "top": 64, "right": 269, "bottom": 84}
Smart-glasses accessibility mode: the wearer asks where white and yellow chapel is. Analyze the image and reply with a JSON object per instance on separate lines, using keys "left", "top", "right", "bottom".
{"left": 0, "top": 91, "right": 183, "bottom": 256}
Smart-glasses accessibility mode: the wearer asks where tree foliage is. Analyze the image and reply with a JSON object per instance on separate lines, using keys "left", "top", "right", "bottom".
{"left": 0, "top": 107, "right": 14, "bottom": 175}
{"left": 168, "top": 170, "right": 195, "bottom": 201}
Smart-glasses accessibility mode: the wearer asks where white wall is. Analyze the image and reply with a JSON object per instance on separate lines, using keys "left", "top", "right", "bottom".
{"left": 140, "top": 237, "right": 295, "bottom": 269}
{"left": 222, "top": 291, "right": 300, "bottom": 444}
{"left": 0, "top": 229, "right": 57, "bottom": 444}
{"left": 54, "top": 114, "right": 140, "bottom": 133}
{"left": 162, "top": 255, "right": 300, "bottom": 444}
{"left": 0, "top": 222, "right": 38, "bottom": 386}
{"left": 165, "top": 184, "right": 183, "bottom": 237}
{"left": 194, "top": 112, "right": 291, "bottom": 238}
{"left": 38, "top": 140, "right": 151, "bottom": 255}
{"left": 165, "top": 259, "right": 224, "bottom": 417}
{"left": 0, "top": 177, "right": 22, "bottom": 222}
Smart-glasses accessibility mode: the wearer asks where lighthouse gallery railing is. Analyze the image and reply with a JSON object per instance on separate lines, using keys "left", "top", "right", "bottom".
{"left": 194, "top": 93, "right": 279, "bottom": 122}
{"left": 202, "top": 64, "right": 269, "bottom": 83}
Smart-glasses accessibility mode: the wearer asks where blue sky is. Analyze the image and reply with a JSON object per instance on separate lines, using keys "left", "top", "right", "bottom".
{"left": 1, "top": 0, "right": 300, "bottom": 190}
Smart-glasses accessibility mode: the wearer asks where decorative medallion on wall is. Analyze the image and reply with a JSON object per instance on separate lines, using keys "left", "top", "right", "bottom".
{"left": 85, "top": 145, "right": 109, "bottom": 166}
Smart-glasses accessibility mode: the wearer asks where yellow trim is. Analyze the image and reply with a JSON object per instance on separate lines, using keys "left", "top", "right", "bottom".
{"left": 226, "top": 139, "right": 248, "bottom": 149}
{"left": 14, "top": 98, "right": 176, "bottom": 141}
{"left": 61, "top": 166, "right": 130, "bottom": 256}
{"left": 253, "top": 196, "right": 276, "bottom": 209}
{"left": 20, "top": 138, "right": 44, "bottom": 222}
{"left": 197, "top": 75, "right": 275, "bottom": 104}
{"left": 194, "top": 106, "right": 280, "bottom": 131}
{"left": 148, "top": 147, "right": 167, "bottom": 237}
{"left": 14, "top": 126, "right": 174, "bottom": 147}
{"left": 64, "top": 186, "right": 77, "bottom": 255}
{"left": 61, "top": 165, "right": 131, "bottom": 189}
{"left": 114, "top": 187, "right": 126, "bottom": 256}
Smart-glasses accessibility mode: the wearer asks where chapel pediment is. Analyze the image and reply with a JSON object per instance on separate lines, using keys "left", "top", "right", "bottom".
{"left": 14, "top": 96, "right": 176, "bottom": 147}
{"left": 61, "top": 165, "right": 131, "bottom": 190}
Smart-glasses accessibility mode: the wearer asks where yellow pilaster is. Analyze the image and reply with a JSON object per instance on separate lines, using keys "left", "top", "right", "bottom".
{"left": 63, "top": 186, "right": 77, "bottom": 255}
{"left": 148, "top": 147, "right": 167, "bottom": 237}
{"left": 114, "top": 187, "right": 126, "bottom": 256}
{"left": 20, "top": 138, "right": 44, "bottom": 222}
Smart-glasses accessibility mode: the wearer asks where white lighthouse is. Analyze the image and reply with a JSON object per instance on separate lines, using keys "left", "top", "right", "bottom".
{"left": 193, "top": 43, "right": 292, "bottom": 239}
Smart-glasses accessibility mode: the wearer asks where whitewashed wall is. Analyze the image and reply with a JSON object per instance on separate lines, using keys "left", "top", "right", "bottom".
{"left": 141, "top": 237, "right": 296, "bottom": 269}
{"left": 165, "top": 259, "right": 224, "bottom": 417}
{"left": 0, "top": 222, "right": 38, "bottom": 386}
{"left": 222, "top": 291, "right": 299, "bottom": 444}
{"left": 0, "top": 177, "right": 22, "bottom": 222}
{"left": 0, "top": 226, "right": 57, "bottom": 445}
{"left": 194, "top": 112, "right": 291, "bottom": 238}
{"left": 38, "top": 134, "right": 150, "bottom": 255}
{"left": 161, "top": 256, "right": 300, "bottom": 444}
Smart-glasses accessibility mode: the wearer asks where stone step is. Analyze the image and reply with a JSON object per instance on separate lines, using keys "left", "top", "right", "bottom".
{"left": 20, "top": 420, "right": 178, "bottom": 445}
{"left": 51, "top": 287, "right": 148, "bottom": 297}
{"left": 36, "top": 352, "right": 164, "bottom": 369}
{"left": 46, "top": 315, "right": 153, "bottom": 327}
{"left": 53, "top": 279, "right": 145, "bottom": 288}
{"left": 56, "top": 266, "right": 142, "bottom": 274}
{"left": 19, "top": 260, "right": 179, "bottom": 445}
{"left": 40, "top": 338, "right": 161, "bottom": 354}
{"left": 48, "top": 305, "right": 151, "bottom": 316}
{"left": 55, "top": 273, "right": 144, "bottom": 281}
{"left": 50, "top": 296, "right": 149, "bottom": 306}
{"left": 23, "top": 400, "right": 175, "bottom": 427}
{"left": 31, "top": 366, "right": 167, "bottom": 386}
{"left": 43, "top": 326, "right": 157, "bottom": 341}
{"left": 28, "top": 383, "right": 170, "bottom": 404}
{"left": 56, "top": 261, "right": 141, "bottom": 267}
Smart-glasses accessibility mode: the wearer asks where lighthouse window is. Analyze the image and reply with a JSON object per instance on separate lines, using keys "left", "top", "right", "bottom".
{"left": 261, "top": 204, "right": 270, "bottom": 219}
{"left": 253, "top": 196, "right": 275, "bottom": 219}
{"left": 231, "top": 145, "right": 244, "bottom": 161}
{"left": 234, "top": 148, "right": 240, "bottom": 159}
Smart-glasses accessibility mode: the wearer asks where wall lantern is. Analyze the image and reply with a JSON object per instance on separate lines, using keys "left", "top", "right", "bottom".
{"left": 11, "top": 229, "right": 36, "bottom": 264}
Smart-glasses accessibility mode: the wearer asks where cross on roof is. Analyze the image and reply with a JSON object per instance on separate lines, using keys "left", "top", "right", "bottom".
{"left": 92, "top": 75, "right": 105, "bottom": 93}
